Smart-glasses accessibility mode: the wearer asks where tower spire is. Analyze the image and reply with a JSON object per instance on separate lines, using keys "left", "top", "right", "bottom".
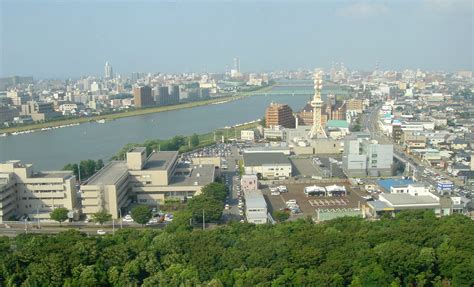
{"left": 308, "top": 70, "right": 327, "bottom": 139}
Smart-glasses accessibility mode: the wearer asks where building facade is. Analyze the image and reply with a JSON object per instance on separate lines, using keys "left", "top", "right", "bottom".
{"left": 0, "top": 160, "right": 79, "bottom": 223}
{"left": 265, "top": 103, "right": 295, "bottom": 128}
{"left": 133, "top": 86, "right": 154, "bottom": 108}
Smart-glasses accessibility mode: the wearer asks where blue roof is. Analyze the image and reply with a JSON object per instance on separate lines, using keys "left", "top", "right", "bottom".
{"left": 377, "top": 179, "right": 414, "bottom": 192}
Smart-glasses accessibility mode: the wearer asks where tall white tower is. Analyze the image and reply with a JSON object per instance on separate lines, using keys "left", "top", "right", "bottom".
{"left": 308, "top": 71, "right": 326, "bottom": 138}
{"left": 104, "top": 61, "right": 113, "bottom": 79}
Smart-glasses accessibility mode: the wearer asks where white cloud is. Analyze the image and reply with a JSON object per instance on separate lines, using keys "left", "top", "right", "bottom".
{"left": 337, "top": 2, "right": 389, "bottom": 18}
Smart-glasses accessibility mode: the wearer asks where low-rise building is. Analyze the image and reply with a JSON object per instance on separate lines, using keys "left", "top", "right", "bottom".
{"left": 244, "top": 189, "right": 267, "bottom": 224}
{"left": 243, "top": 152, "right": 292, "bottom": 179}
{"left": 82, "top": 148, "right": 216, "bottom": 219}
{"left": 0, "top": 160, "right": 79, "bottom": 223}
{"left": 241, "top": 174, "right": 258, "bottom": 192}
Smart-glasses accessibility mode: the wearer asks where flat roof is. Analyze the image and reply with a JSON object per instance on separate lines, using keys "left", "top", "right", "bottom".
{"left": 169, "top": 164, "right": 215, "bottom": 186}
{"left": 144, "top": 151, "right": 178, "bottom": 171}
{"left": 129, "top": 147, "right": 146, "bottom": 153}
{"left": 32, "top": 171, "right": 74, "bottom": 179}
{"left": 377, "top": 179, "right": 414, "bottom": 192}
{"left": 86, "top": 161, "right": 128, "bottom": 185}
{"left": 244, "top": 190, "right": 267, "bottom": 209}
{"left": 381, "top": 193, "right": 440, "bottom": 207}
{"left": 243, "top": 152, "right": 290, "bottom": 167}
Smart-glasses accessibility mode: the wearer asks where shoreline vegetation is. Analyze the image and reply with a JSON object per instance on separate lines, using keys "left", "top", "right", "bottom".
{"left": 0, "top": 85, "right": 274, "bottom": 135}
{"left": 63, "top": 120, "right": 261, "bottom": 177}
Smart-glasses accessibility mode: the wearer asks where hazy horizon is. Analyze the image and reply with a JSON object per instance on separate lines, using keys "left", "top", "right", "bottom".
{"left": 1, "top": 0, "right": 472, "bottom": 78}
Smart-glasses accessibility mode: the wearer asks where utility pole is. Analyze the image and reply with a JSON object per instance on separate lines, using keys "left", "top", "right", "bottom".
{"left": 119, "top": 209, "right": 123, "bottom": 229}
{"left": 78, "top": 163, "right": 81, "bottom": 183}
{"left": 112, "top": 219, "right": 115, "bottom": 234}
{"left": 37, "top": 208, "right": 40, "bottom": 229}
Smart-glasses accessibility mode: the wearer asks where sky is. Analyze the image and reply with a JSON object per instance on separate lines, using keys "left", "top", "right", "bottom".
{"left": 0, "top": 0, "right": 472, "bottom": 78}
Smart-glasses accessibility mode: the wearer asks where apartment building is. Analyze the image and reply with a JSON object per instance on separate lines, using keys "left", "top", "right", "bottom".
{"left": 0, "top": 160, "right": 78, "bottom": 223}
{"left": 265, "top": 103, "right": 295, "bottom": 128}
{"left": 81, "top": 148, "right": 215, "bottom": 219}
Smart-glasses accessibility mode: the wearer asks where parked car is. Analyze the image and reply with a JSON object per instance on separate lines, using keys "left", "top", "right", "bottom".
{"left": 271, "top": 191, "right": 281, "bottom": 196}
{"left": 96, "top": 230, "right": 106, "bottom": 235}
{"left": 225, "top": 204, "right": 230, "bottom": 210}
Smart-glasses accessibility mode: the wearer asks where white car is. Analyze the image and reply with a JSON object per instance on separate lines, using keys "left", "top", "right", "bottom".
{"left": 271, "top": 191, "right": 281, "bottom": 196}
{"left": 286, "top": 199, "right": 297, "bottom": 205}
{"left": 269, "top": 187, "right": 277, "bottom": 192}
{"left": 225, "top": 204, "right": 230, "bottom": 210}
{"left": 97, "top": 230, "right": 106, "bottom": 235}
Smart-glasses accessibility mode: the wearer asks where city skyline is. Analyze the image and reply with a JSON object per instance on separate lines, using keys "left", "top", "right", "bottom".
{"left": 1, "top": 0, "right": 472, "bottom": 78}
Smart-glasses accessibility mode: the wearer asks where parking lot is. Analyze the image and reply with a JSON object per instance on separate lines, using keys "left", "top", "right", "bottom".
{"left": 263, "top": 181, "right": 365, "bottom": 220}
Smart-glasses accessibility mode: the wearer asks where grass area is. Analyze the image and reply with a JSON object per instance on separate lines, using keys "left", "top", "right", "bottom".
{"left": 0, "top": 85, "right": 274, "bottom": 134}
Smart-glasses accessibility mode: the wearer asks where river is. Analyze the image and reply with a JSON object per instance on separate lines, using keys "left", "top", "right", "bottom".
{"left": 0, "top": 94, "right": 310, "bottom": 170}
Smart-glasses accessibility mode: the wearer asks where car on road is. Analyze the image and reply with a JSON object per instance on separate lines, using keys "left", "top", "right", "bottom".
{"left": 225, "top": 204, "right": 230, "bottom": 210}
{"left": 271, "top": 191, "right": 281, "bottom": 196}
{"left": 97, "top": 230, "right": 106, "bottom": 235}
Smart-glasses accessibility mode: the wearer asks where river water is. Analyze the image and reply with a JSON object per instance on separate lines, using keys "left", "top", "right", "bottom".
{"left": 0, "top": 94, "right": 310, "bottom": 170}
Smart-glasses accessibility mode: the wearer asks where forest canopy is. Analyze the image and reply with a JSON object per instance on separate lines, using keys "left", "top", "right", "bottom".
{"left": 0, "top": 210, "right": 473, "bottom": 287}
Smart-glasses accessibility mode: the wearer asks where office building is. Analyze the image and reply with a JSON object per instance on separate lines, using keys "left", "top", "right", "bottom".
{"left": 0, "top": 160, "right": 79, "bottom": 223}
{"left": 104, "top": 61, "right": 113, "bottom": 79}
{"left": 243, "top": 152, "right": 292, "bottom": 179}
{"left": 133, "top": 86, "right": 154, "bottom": 108}
{"left": 81, "top": 148, "right": 216, "bottom": 219}
{"left": 265, "top": 103, "right": 295, "bottom": 128}
{"left": 244, "top": 189, "right": 267, "bottom": 224}
{"left": 342, "top": 134, "right": 393, "bottom": 177}
{"left": 20, "top": 101, "right": 60, "bottom": 121}
{"left": 346, "top": 99, "right": 364, "bottom": 113}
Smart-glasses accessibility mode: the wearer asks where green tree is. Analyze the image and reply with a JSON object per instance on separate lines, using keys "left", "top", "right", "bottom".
{"left": 96, "top": 159, "right": 104, "bottom": 170}
{"left": 131, "top": 205, "right": 152, "bottom": 225}
{"left": 201, "top": 182, "right": 228, "bottom": 202}
{"left": 50, "top": 207, "right": 69, "bottom": 225}
{"left": 190, "top": 133, "right": 200, "bottom": 147}
{"left": 91, "top": 210, "right": 112, "bottom": 225}
{"left": 273, "top": 210, "right": 290, "bottom": 222}
{"left": 187, "top": 195, "right": 223, "bottom": 223}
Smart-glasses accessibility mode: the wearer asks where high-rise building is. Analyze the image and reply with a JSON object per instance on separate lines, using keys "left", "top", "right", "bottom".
{"left": 156, "top": 86, "right": 170, "bottom": 106}
{"left": 169, "top": 85, "right": 180, "bottom": 105}
{"left": 104, "top": 61, "right": 113, "bottom": 79}
{"left": 265, "top": 103, "right": 295, "bottom": 128}
{"left": 133, "top": 85, "right": 154, "bottom": 108}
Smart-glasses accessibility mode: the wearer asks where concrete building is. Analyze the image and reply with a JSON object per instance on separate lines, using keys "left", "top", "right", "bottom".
{"left": 81, "top": 148, "right": 215, "bottom": 219}
{"left": 342, "top": 134, "right": 393, "bottom": 177}
{"left": 0, "top": 160, "right": 78, "bottom": 223}
{"left": 21, "top": 101, "right": 56, "bottom": 120}
{"left": 241, "top": 174, "right": 258, "bottom": 192}
{"left": 169, "top": 85, "right": 180, "bottom": 105}
{"left": 244, "top": 189, "right": 267, "bottom": 224}
{"left": 241, "top": 130, "right": 256, "bottom": 141}
{"left": 265, "top": 103, "right": 295, "bottom": 128}
{"left": 133, "top": 85, "right": 154, "bottom": 108}
{"left": 0, "top": 105, "right": 19, "bottom": 124}
{"left": 346, "top": 99, "right": 364, "bottom": 113}
{"left": 243, "top": 152, "right": 292, "bottom": 179}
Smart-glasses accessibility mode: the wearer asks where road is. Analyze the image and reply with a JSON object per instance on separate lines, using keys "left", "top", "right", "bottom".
{"left": 363, "top": 104, "right": 463, "bottom": 189}
{"left": 221, "top": 147, "right": 245, "bottom": 223}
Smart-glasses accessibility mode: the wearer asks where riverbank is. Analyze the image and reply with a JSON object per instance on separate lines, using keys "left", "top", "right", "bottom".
{"left": 112, "top": 120, "right": 261, "bottom": 160}
{"left": 0, "top": 85, "right": 273, "bottom": 135}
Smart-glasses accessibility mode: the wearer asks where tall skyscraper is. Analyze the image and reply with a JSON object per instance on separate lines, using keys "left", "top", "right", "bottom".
{"left": 133, "top": 86, "right": 154, "bottom": 108}
{"left": 104, "top": 61, "right": 113, "bottom": 79}
{"left": 233, "top": 57, "right": 240, "bottom": 72}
